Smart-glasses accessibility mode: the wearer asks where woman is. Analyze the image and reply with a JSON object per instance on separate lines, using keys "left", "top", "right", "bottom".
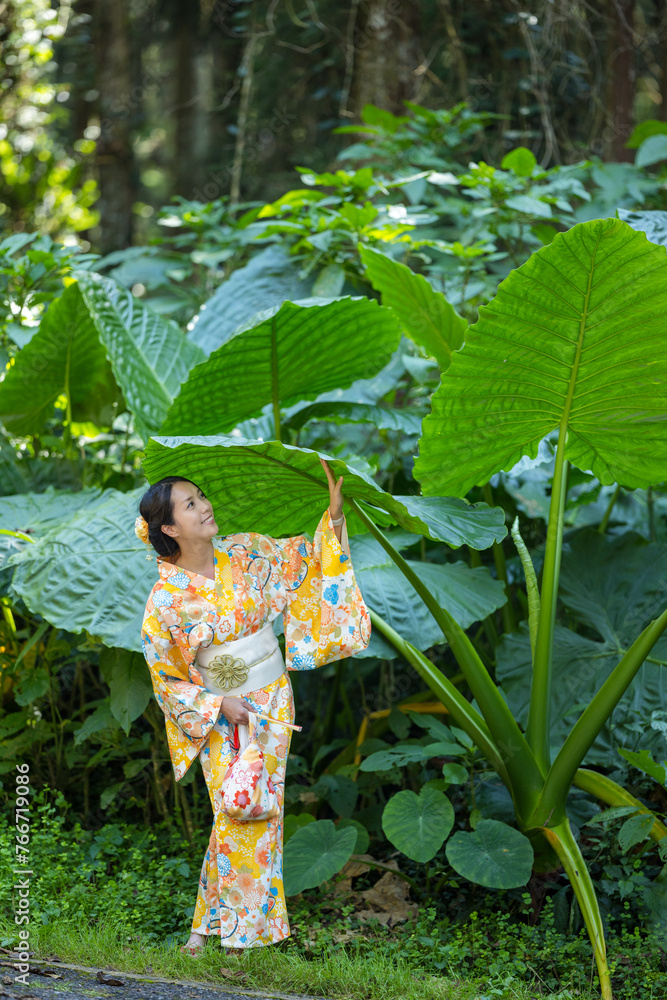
{"left": 136, "top": 459, "right": 371, "bottom": 954}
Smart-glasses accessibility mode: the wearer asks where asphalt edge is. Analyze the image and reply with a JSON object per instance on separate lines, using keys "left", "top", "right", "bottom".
{"left": 0, "top": 958, "right": 325, "bottom": 1000}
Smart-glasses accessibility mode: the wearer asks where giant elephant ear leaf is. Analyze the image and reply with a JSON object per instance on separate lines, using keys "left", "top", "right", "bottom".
{"left": 0, "top": 282, "right": 120, "bottom": 435}
{"left": 75, "top": 271, "right": 205, "bottom": 442}
{"left": 415, "top": 218, "right": 667, "bottom": 497}
{"left": 359, "top": 245, "right": 467, "bottom": 370}
{"left": 0, "top": 488, "right": 104, "bottom": 572}
{"left": 187, "top": 244, "right": 313, "bottom": 356}
{"left": 0, "top": 272, "right": 205, "bottom": 443}
{"left": 350, "top": 533, "right": 508, "bottom": 658}
{"left": 142, "top": 435, "right": 507, "bottom": 548}
{"left": 8, "top": 488, "right": 154, "bottom": 652}
{"left": 160, "top": 296, "right": 402, "bottom": 436}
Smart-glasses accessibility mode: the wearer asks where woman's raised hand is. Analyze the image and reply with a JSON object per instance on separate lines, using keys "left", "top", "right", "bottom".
{"left": 319, "top": 457, "right": 344, "bottom": 520}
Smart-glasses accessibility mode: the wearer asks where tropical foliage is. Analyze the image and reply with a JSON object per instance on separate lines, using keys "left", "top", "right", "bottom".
{"left": 2, "top": 100, "right": 667, "bottom": 997}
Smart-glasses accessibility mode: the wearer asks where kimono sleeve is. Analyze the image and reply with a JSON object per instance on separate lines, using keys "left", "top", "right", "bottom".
{"left": 270, "top": 506, "right": 371, "bottom": 670}
{"left": 141, "top": 594, "right": 224, "bottom": 780}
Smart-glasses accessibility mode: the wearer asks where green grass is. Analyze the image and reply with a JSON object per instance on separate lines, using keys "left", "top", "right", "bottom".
{"left": 2, "top": 916, "right": 653, "bottom": 1000}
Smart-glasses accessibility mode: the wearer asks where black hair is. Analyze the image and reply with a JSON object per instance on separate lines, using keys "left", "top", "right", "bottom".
{"left": 139, "top": 476, "right": 204, "bottom": 558}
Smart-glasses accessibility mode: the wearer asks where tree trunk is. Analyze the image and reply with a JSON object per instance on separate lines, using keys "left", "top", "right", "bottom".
{"left": 171, "top": 0, "right": 208, "bottom": 198}
{"left": 93, "top": 0, "right": 135, "bottom": 252}
{"left": 658, "top": 1, "right": 667, "bottom": 122}
{"left": 605, "top": 0, "right": 635, "bottom": 160}
{"left": 351, "top": 0, "right": 423, "bottom": 117}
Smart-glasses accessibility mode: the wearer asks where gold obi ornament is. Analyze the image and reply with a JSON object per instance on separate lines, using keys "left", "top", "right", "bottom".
{"left": 205, "top": 653, "right": 250, "bottom": 690}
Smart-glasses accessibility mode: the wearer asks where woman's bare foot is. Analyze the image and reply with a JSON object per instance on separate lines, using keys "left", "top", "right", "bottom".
{"left": 180, "top": 931, "right": 205, "bottom": 956}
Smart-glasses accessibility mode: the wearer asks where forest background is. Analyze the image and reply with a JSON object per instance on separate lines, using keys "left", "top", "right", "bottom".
{"left": 2, "top": 2, "right": 667, "bottom": 1000}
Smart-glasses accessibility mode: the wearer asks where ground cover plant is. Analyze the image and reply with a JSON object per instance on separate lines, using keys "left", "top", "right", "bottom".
{"left": 1, "top": 787, "right": 665, "bottom": 1000}
{"left": 1, "top": 101, "right": 667, "bottom": 999}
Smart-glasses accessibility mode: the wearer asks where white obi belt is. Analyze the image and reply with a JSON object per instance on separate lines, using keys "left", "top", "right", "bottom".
{"left": 196, "top": 622, "right": 285, "bottom": 698}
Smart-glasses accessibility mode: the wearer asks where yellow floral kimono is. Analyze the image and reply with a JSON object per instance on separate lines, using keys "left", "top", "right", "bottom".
{"left": 140, "top": 507, "right": 371, "bottom": 948}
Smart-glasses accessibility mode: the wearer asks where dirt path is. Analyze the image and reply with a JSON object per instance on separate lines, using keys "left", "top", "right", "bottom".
{"left": 0, "top": 959, "right": 319, "bottom": 1000}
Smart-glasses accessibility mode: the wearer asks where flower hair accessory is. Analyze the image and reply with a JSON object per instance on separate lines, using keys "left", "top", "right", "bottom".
{"left": 135, "top": 516, "right": 153, "bottom": 560}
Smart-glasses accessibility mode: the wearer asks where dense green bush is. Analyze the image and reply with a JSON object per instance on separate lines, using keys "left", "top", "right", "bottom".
{"left": 1, "top": 787, "right": 664, "bottom": 999}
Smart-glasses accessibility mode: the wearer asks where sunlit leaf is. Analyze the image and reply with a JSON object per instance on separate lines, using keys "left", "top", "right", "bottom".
{"left": 161, "top": 296, "right": 402, "bottom": 436}
{"left": 76, "top": 271, "right": 205, "bottom": 441}
{"left": 359, "top": 245, "right": 467, "bottom": 369}
{"left": 0, "top": 283, "right": 119, "bottom": 435}
{"left": 187, "top": 244, "right": 313, "bottom": 356}
{"left": 416, "top": 219, "right": 667, "bottom": 497}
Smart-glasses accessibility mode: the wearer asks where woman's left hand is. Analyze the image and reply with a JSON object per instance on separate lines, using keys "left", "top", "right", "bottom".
{"left": 320, "top": 458, "right": 344, "bottom": 520}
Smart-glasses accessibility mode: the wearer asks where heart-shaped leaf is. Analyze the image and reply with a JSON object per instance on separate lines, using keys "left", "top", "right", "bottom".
{"left": 142, "top": 435, "right": 507, "bottom": 548}
{"left": 283, "top": 819, "right": 357, "bottom": 896}
{"left": 415, "top": 218, "right": 667, "bottom": 497}
{"left": 161, "top": 296, "right": 402, "bottom": 435}
{"left": 445, "top": 818, "right": 534, "bottom": 888}
{"left": 382, "top": 787, "right": 455, "bottom": 862}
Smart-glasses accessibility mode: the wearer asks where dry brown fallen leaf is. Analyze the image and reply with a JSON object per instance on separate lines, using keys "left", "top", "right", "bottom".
{"left": 95, "top": 971, "right": 125, "bottom": 987}
{"left": 219, "top": 967, "right": 248, "bottom": 982}
{"left": 357, "top": 870, "right": 418, "bottom": 925}
{"left": 329, "top": 928, "right": 358, "bottom": 944}
{"left": 355, "top": 909, "right": 392, "bottom": 926}
{"left": 342, "top": 855, "right": 374, "bottom": 878}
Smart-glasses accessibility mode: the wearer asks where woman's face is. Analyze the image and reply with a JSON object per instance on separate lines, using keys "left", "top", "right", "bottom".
{"left": 161, "top": 481, "right": 217, "bottom": 546}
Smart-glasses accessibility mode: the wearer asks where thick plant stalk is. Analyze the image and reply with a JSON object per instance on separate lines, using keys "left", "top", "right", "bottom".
{"left": 597, "top": 485, "right": 620, "bottom": 534}
{"left": 539, "top": 819, "right": 612, "bottom": 1000}
{"left": 538, "top": 604, "right": 667, "bottom": 818}
{"left": 271, "top": 314, "right": 281, "bottom": 441}
{"left": 368, "top": 609, "right": 510, "bottom": 786}
{"left": 574, "top": 768, "right": 667, "bottom": 842}
{"left": 511, "top": 517, "right": 540, "bottom": 661}
{"left": 484, "top": 483, "right": 515, "bottom": 633}
{"left": 350, "top": 499, "right": 544, "bottom": 810}
{"left": 527, "top": 438, "right": 568, "bottom": 774}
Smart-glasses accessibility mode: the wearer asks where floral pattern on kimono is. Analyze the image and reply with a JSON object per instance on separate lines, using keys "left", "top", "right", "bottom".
{"left": 140, "top": 506, "right": 371, "bottom": 947}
